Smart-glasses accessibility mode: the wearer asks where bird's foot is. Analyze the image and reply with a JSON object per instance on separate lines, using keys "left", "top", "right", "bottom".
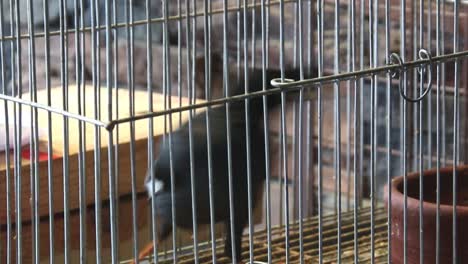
{"left": 130, "top": 241, "right": 155, "bottom": 264}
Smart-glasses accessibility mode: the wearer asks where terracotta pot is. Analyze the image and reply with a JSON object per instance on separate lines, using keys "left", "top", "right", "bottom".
{"left": 384, "top": 165, "right": 468, "bottom": 264}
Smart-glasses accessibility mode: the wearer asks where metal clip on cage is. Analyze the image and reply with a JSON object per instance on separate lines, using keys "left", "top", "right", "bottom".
{"left": 389, "top": 49, "right": 434, "bottom": 103}
{"left": 270, "top": 77, "right": 297, "bottom": 89}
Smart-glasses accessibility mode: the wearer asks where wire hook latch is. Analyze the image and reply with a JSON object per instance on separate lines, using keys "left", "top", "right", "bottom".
{"left": 389, "top": 49, "right": 433, "bottom": 103}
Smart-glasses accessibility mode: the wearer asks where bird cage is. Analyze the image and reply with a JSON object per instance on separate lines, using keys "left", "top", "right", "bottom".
{"left": 0, "top": 0, "right": 468, "bottom": 263}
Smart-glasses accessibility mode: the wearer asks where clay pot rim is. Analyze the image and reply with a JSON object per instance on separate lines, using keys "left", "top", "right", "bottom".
{"left": 388, "top": 164, "right": 468, "bottom": 213}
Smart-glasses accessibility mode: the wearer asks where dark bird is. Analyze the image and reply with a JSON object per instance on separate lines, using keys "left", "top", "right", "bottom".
{"left": 134, "top": 66, "right": 314, "bottom": 263}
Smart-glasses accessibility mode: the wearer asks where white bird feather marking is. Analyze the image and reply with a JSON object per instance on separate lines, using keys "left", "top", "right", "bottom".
{"left": 145, "top": 178, "right": 164, "bottom": 198}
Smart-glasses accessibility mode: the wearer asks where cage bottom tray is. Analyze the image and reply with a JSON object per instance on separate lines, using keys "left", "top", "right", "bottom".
{"left": 124, "top": 206, "right": 389, "bottom": 264}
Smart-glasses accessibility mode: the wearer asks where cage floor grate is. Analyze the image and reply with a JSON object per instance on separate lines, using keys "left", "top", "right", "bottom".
{"left": 121, "top": 206, "right": 388, "bottom": 264}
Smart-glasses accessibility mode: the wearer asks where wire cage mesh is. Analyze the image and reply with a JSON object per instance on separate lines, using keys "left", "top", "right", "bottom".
{"left": 0, "top": 0, "right": 467, "bottom": 263}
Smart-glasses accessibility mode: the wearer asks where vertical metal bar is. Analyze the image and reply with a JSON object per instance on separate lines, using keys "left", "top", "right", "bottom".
{"left": 208, "top": 0, "right": 212, "bottom": 99}
{"left": 400, "top": 0, "right": 408, "bottom": 260}
{"left": 279, "top": 1, "right": 284, "bottom": 225}
{"left": 125, "top": 0, "right": 139, "bottom": 262}
{"left": 104, "top": 0, "right": 118, "bottom": 262}
{"left": 293, "top": 102, "right": 298, "bottom": 221}
{"left": 0, "top": 20, "right": 4, "bottom": 264}
{"left": 293, "top": 0, "right": 298, "bottom": 68}
{"left": 368, "top": 0, "right": 376, "bottom": 259}
{"left": 280, "top": 71, "right": 290, "bottom": 262}
{"left": 237, "top": 0, "right": 241, "bottom": 90}
{"left": 278, "top": 4, "right": 283, "bottom": 226}
{"left": 202, "top": 0, "right": 217, "bottom": 262}
{"left": 279, "top": 103, "right": 283, "bottom": 227}
{"left": 435, "top": 0, "right": 441, "bottom": 261}
{"left": 359, "top": 0, "right": 364, "bottom": 208}
{"left": 12, "top": 0, "right": 23, "bottom": 262}
{"left": 243, "top": 0, "right": 254, "bottom": 263}
{"left": 374, "top": 0, "right": 379, "bottom": 68}
{"left": 307, "top": 0, "right": 312, "bottom": 77}
{"left": 177, "top": 0, "right": 182, "bottom": 126}
{"left": 26, "top": 0, "right": 39, "bottom": 262}
{"left": 221, "top": 0, "right": 238, "bottom": 262}
{"left": 453, "top": 1, "right": 459, "bottom": 166}
{"left": 298, "top": 95, "right": 305, "bottom": 263}
{"left": 146, "top": 1, "right": 158, "bottom": 262}
{"left": 317, "top": 0, "right": 324, "bottom": 260}
{"left": 351, "top": 0, "right": 358, "bottom": 259}
{"left": 305, "top": 98, "right": 312, "bottom": 217}
{"left": 441, "top": 0, "right": 446, "bottom": 167}
{"left": 346, "top": 0, "right": 352, "bottom": 212}
{"left": 292, "top": 1, "right": 299, "bottom": 220}
{"left": 191, "top": 0, "right": 196, "bottom": 110}
{"left": 128, "top": 5, "right": 140, "bottom": 264}
{"left": 385, "top": 0, "right": 392, "bottom": 261}
{"left": 251, "top": 0, "right": 256, "bottom": 69}
{"left": 398, "top": 8, "right": 403, "bottom": 180}
{"left": 59, "top": 0, "right": 71, "bottom": 262}
{"left": 266, "top": 0, "right": 270, "bottom": 69}
{"left": 279, "top": 0, "right": 290, "bottom": 262}
{"left": 81, "top": 0, "right": 88, "bottom": 262}
{"left": 373, "top": 0, "right": 379, "bottom": 248}
{"left": 178, "top": 2, "right": 189, "bottom": 120}
{"left": 412, "top": 0, "right": 417, "bottom": 173}
{"left": 305, "top": 117, "right": 313, "bottom": 218}
{"left": 176, "top": 4, "right": 183, "bottom": 252}
{"left": 27, "top": 32, "right": 36, "bottom": 263}
{"left": 27, "top": 23, "right": 36, "bottom": 264}
{"left": 373, "top": 0, "right": 379, "bottom": 221}
{"left": 185, "top": 0, "right": 199, "bottom": 262}
{"left": 41, "top": 0, "right": 55, "bottom": 264}
{"left": 112, "top": 0, "right": 120, "bottom": 252}
{"left": 1, "top": 101, "right": 12, "bottom": 263}
{"left": 334, "top": 0, "right": 342, "bottom": 260}
{"left": 260, "top": 0, "right": 272, "bottom": 262}
{"left": 162, "top": 2, "right": 167, "bottom": 144}
{"left": 106, "top": 131, "right": 117, "bottom": 262}
{"left": 402, "top": 74, "right": 408, "bottom": 264}
{"left": 90, "top": 0, "right": 102, "bottom": 261}
{"left": 186, "top": 9, "right": 200, "bottom": 263}
{"left": 418, "top": 0, "right": 425, "bottom": 258}
{"left": 78, "top": 0, "right": 86, "bottom": 179}
{"left": 0, "top": 1, "right": 12, "bottom": 262}
{"left": 161, "top": 0, "right": 177, "bottom": 262}
{"left": 452, "top": 0, "right": 460, "bottom": 261}
{"left": 0, "top": 130, "right": 7, "bottom": 264}
{"left": 5, "top": 8, "right": 12, "bottom": 264}
{"left": 95, "top": 0, "right": 101, "bottom": 110}
{"left": 5, "top": 26, "right": 12, "bottom": 264}
{"left": 297, "top": 1, "right": 304, "bottom": 262}
{"left": 7, "top": 5, "right": 15, "bottom": 263}
{"left": 7, "top": 0, "right": 14, "bottom": 98}
{"left": 306, "top": 0, "right": 315, "bottom": 218}
{"left": 427, "top": 0, "right": 433, "bottom": 168}
{"left": 75, "top": 0, "right": 87, "bottom": 261}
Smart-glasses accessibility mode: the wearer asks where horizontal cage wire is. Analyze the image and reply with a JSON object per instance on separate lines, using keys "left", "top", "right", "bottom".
{"left": 0, "top": 0, "right": 467, "bottom": 264}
